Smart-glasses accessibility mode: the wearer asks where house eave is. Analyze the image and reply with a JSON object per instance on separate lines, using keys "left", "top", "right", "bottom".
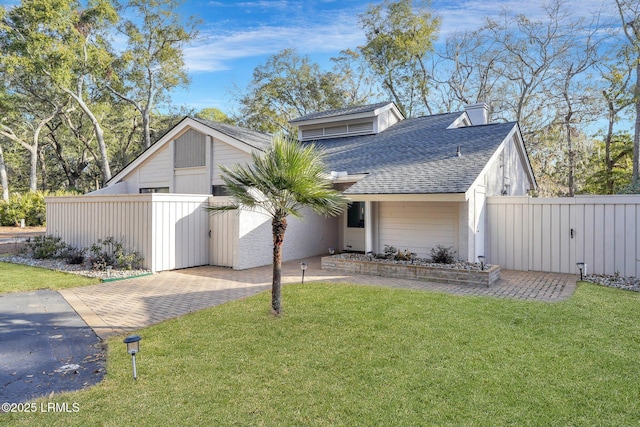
{"left": 290, "top": 102, "right": 404, "bottom": 128}
{"left": 344, "top": 193, "right": 467, "bottom": 202}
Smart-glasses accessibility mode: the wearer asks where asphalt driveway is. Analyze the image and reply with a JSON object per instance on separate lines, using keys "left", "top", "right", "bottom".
{"left": 0, "top": 290, "right": 105, "bottom": 404}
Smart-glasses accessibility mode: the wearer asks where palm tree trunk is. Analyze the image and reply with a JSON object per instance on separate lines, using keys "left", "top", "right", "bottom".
{"left": 271, "top": 216, "right": 287, "bottom": 314}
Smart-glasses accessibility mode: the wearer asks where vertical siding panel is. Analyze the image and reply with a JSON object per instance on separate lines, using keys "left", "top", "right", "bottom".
{"left": 151, "top": 199, "right": 159, "bottom": 271}
{"left": 496, "top": 204, "right": 506, "bottom": 267}
{"left": 173, "top": 200, "right": 181, "bottom": 269}
{"left": 513, "top": 203, "right": 522, "bottom": 270}
{"left": 574, "top": 203, "right": 585, "bottom": 274}
{"left": 489, "top": 203, "right": 498, "bottom": 266}
{"left": 614, "top": 204, "right": 626, "bottom": 275}
{"left": 165, "top": 201, "right": 173, "bottom": 269}
{"left": 636, "top": 205, "right": 640, "bottom": 277}
{"left": 521, "top": 201, "right": 529, "bottom": 271}
{"left": 223, "top": 211, "right": 229, "bottom": 266}
{"left": 530, "top": 204, "right": 540, "bottom": 271}
{"left": 603, "top": 204, "right": 615, "bottom": 275}
{"left": 584, "top": 203, "right": 595, "bottom": 274}
{"left": 593, "top": 204, "right": 605, "bottom": 274}
{"left": 540, "top": 204, "right": 558, "bottom": 271}
{"left": 504, "top": 204, "right": 514, "bottom": 269}
{"left": 180, "top": 200, "right": 186, "bottom": 268}
{"left": 184, "top": 201, "right": 191, "bottom": 268}
{"left": 559, "top": 204, "right": 570, "bottom": 273}
{"left": 549, "top": 203, "right": 559, "bottom": 272}
{"left": 625, "top": 204, "right": 636, "bottom": 277}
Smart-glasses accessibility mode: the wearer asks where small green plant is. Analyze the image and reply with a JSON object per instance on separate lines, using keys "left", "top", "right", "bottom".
{"left": 25, "top": 235, "right": 67, "bottom": 259}
{"left": 382, "top": 245, "right": 414, "bottom": 261}
{"left": 89, "top": 236, "right": 143, "bottom": 270}
{"left": 430, "top": 244, "right": 456, "bottom": 264}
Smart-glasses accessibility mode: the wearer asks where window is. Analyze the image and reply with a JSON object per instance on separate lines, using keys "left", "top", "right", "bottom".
{"left": 140, "top": 187, "right": 170, "bottom": 193}
{"left": 211, "top": 185, "right": 231, "bottom": 196}
{"left": 347, "top": 202, "right": 365, "bottom": 228}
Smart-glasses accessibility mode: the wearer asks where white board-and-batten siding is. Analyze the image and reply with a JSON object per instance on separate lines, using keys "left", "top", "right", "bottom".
{"left": 136, "top": 144, "right": 171, "bottom": 189}
{"left": 212, "top": 141, "right": 252, "bottom": 186}
{"left": 45, "top": 194, "right": 210, "bottom": 272}
{"left": 377, "top": 202, "right": 459, "bottom": 259}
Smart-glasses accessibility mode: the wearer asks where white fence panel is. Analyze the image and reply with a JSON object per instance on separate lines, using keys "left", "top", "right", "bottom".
{"left": 46, "top": 194, "right": 153, "bottom": 269}
{"left": 46, "top": 194, "right": 210, "bottom": 272}
{"left": 487, "top": 195, "right": 640, "bottom": 276}
{"left": 208, "top": 197, "right": 237, "bottom": 268}
{"left": 151, "top": 194, "right": 210, "bottom": 271}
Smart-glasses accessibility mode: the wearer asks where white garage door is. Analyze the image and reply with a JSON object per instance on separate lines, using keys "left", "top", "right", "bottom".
{"left": 378, "top": 202, "right": 459, "bottom": 259}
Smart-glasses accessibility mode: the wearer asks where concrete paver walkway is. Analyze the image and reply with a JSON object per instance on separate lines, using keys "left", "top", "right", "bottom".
{"left": 60, "top": 257, "right": 577, "bottom": 340}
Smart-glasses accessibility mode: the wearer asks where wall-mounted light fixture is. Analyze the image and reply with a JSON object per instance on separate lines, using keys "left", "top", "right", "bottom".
{"left": 477, "top": 255, "right": 486, "bottom": 271}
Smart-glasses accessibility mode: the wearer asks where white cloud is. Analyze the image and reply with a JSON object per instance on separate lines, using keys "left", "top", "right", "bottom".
{"left": 434, "top": 0, "right": 618, "bottom": 37}
{"left": 185, "top": 19, "right": 364, "bottom": 72}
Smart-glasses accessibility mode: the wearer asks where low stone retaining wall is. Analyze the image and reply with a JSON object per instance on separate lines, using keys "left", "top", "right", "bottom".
{"left": 321, "top": 256, "right": 501, "bottom": 287}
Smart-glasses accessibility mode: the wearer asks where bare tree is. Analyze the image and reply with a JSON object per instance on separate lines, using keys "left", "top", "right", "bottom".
{"left": 554, "top": 17, "right": 602, "bottom": 196}
{"left": 614, "top": 0, "right": 640, "bottom": 186}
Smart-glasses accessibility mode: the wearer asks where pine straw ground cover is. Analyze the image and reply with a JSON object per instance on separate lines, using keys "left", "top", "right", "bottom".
{"left": 4, "top": 282, "right": 640, "bottom": 426}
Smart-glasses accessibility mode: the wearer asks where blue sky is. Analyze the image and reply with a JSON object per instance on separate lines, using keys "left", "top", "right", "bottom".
{"left": 0, "top": 0, "right": 615, "bottom": 115}
{"left": 175, "top": 0, "right": 613, "bottom": 116}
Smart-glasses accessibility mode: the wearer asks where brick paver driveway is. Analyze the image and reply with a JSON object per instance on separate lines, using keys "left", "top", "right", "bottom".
{"left": 60, "top": 257, "right": 577, "bottom": 339}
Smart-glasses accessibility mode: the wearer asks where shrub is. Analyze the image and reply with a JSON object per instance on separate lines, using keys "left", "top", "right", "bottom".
{"left": 62, "top": 246, "right": 86, "bottom": 265}
{"left": 89, "top": 236, "right": 143, "bottom": 270}
{"left": 382, "top": 245, "right": 414, "bottom": 261}
{"left": 430, "top": 245, "right": 456, "bottom": 264}
{"left": 0, "top": 192, "right": 46, "bottom": 226}
{"left": 383, "top": 245, "right": 398, "bottom": 259}
{"left": 0, "top": 190, "right": 83, "bottom": 227}
{"left": 25, "top": 235, "right": 67, "bottom": 259}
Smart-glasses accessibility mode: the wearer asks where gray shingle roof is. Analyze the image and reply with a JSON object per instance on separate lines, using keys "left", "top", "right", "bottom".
{"left": 311, "top": 112, "right": 517, "bottom": 195}
{"left": 192, "top": 117, "right": 272, "bottom": 150}
{"left": 289, "top": 101, "right": 395, "bottom": 123}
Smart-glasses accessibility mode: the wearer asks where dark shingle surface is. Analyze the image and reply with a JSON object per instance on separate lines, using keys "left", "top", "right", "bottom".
{"left": 289, "top": 101, "right": 394, "bottom": 123}
{"left": 192, "top": 117, "right": 272, "bottom": 150}
{"left": 311, "top": 112, "right": 516, "bottom": 194}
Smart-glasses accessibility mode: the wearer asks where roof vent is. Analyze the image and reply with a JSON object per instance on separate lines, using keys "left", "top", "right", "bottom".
{"left": 456, "top": 146, "right": 462, "bottom": 157}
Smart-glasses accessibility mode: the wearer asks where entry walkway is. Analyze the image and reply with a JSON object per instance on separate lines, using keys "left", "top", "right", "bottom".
{"left": 60, "top": 257, "right": 577, "bottom": 339}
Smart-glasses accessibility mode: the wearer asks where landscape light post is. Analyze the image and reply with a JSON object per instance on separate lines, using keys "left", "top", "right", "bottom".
{"left": 477, "top": 255, "right": 486, "bottom": 271}
{"left": 300, "top": 262, "right": 308, "bottom": 284}
{"left": 576, "top": 262, "right": 586, "bottom": 281}
{"left": 123, "top": 335, "right": 142, "bottom": 380}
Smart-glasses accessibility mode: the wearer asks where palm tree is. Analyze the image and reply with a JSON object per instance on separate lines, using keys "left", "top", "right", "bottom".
{"left": 208, "top": 135, "right": 348, "bottom": 315}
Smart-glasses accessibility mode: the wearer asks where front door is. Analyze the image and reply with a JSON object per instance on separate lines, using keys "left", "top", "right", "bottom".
{"left": 343, "top": 201, "right": 365, "bottom": 251}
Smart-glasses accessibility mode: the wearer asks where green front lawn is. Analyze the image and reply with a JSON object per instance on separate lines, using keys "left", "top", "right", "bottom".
{"left": 5, "top": 282, "right": 640, "bottom": 426}
{"left": 0, "top": 261, "right": 100, "bottom": 292}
